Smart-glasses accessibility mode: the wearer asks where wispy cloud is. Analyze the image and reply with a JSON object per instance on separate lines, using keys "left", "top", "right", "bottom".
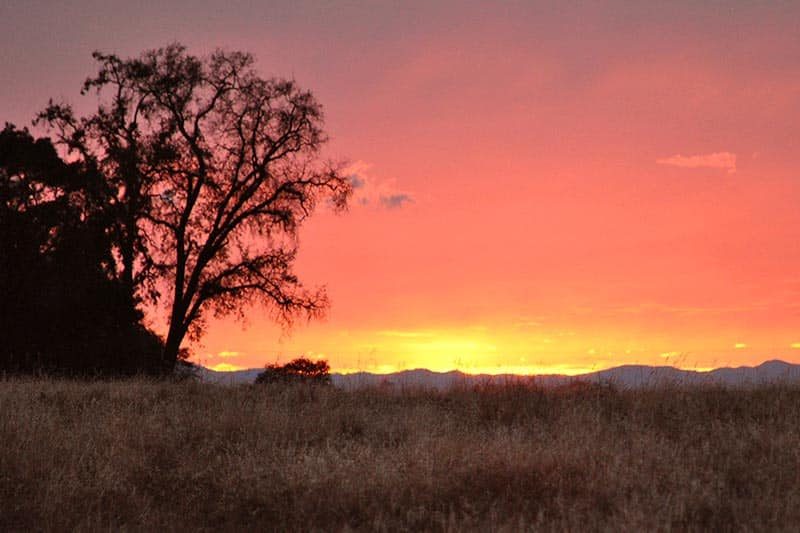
{"left": 380, "top": 193, "right": 414, "bottom": 209}
{"left": 378, "top": 330, "right": 435, "bottom": 338}
{"left": 346, "top": 160, "right": 415, "bottom": 209}
{"left": 217, "top": 351, "right": 240, "bottom": 358}
{"left": 657, "top": 152, "right": 737, "bottom": 173}
{"left": 349, "top": 174, "right": 366, "bottom": 189}
{"left": 512, "top": 317, "right": 543, "bottom": 331}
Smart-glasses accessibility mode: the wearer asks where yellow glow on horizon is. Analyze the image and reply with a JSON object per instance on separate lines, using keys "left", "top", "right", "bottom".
{"left": 321, "top": 324, "right": 759, "bottom": 376}
{"left": 377, "top": 330, "right": 435, "bottom": 338}
{"left": 340, "top": 328, "right": 627, "bottom": 376}
{"left": 210, "top": 362, "right": 244, "bottom": 372}
{"left": 198, "top": 323, "right": 799, "bottom": 377}
{"left": 334, "top": 363, "right": 596, "bottom": 376}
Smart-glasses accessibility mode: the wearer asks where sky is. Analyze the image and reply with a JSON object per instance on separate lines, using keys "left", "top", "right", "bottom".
{"left": 2, "top": 1, "right": 800, "bottom": 374}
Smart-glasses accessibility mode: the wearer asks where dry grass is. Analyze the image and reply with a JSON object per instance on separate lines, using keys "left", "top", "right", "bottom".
{"left": 1, "top": 379, "right": 800, "bottom": 531}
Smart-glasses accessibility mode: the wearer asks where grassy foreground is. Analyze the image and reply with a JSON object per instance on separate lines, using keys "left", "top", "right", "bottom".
{"left": 1, "top": 379, "right": 800, "bottom": 531}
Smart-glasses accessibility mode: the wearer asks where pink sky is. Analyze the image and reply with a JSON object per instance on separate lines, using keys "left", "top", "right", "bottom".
{"left": 3, "top": 2, "right": 800, "bottom": 373}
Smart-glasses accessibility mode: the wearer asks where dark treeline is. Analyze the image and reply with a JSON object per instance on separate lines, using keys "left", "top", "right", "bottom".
{"left": 0, "top": 125, "right": 166, "bottom": 375}
{"left": 1, "top": 44, "right": 349, "bottom": 376}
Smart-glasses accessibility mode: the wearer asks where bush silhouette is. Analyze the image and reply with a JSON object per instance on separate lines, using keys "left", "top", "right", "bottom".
{"left": 255, "top": 357, "right": 331, "bottom": 385}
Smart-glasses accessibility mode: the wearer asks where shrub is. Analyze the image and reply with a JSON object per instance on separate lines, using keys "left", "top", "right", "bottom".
{"left": 255, "top": 357, "right": 331, "bottom": 385}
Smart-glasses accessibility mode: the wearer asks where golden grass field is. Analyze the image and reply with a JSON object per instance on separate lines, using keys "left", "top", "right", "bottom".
{"left": 1, "top": 378, "right": 799, "bottom": 531}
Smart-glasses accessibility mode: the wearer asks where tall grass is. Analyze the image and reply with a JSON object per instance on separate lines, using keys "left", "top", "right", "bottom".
{"left": 1, "top": 379, "right": 799, "bottom": 531}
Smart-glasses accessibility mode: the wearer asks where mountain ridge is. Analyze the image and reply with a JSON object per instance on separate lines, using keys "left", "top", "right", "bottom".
{"left": 193, "top": 359, "right": 800, "bottom": 389}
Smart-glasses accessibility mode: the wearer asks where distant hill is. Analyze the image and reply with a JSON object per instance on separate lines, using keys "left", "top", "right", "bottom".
{"left": 192, "top": 359, "right": 800, "bottom": 389}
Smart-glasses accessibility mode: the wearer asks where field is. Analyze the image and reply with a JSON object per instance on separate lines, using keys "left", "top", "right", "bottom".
{"left": 2, "top": 379, "right": 800, "bottom": 531}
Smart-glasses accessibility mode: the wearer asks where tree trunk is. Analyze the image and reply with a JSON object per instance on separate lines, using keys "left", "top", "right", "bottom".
{"left": 121, "top": 244, "right": 135, "bottom": 308}
{"left": 162, "top": 323, "right": 185, "bottom": 374}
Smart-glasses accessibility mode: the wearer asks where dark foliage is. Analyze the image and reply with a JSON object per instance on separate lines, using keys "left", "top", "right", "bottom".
{"left": 38, "top": 44, "right": 351, "bottom": 371}
{"left": 2, "top": 43, "right": 347, "bottom": 375}
{"left": 255, "top": 357, "right": 331, "bottom": 385}
{"left": 0, "top": 124, "right": 165, "bottom": 375}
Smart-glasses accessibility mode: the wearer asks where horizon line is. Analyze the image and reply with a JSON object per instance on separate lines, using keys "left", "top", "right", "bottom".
{"left": 203, "top": 358, "right": 797, "bottom": 376}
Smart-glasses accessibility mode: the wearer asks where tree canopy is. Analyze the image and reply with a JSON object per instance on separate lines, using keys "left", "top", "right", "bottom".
{"left": 255, "top": 357, "right": 331, "bottom": 385}
{"left": 38, "top": 44, "right": 351, "bottom": 371}
{"left": 0, "top": 124, "right": 163, "bottom": 375}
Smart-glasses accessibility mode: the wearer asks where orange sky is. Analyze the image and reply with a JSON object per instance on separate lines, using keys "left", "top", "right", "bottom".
{"left": 2, "top": 2, "right": 800, "bottom": 373}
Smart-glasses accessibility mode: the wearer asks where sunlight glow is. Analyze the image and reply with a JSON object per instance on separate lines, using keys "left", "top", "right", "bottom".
{"left": 210, "top": 363, "right": 244, "bottom": 372}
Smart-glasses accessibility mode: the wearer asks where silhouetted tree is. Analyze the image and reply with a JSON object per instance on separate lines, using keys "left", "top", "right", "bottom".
{"left": 39, "top": 44, "right": 351, "bottom": 372}
{"left": 255, "top": 357, "right": 331, "bottom": 385}
{"left": 0, "top": 124, "right": 164, "bottom": 375}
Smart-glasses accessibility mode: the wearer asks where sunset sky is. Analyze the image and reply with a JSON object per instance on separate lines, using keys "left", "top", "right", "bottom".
{"left": 3, "top": 2, "right": 800, "bottom": 374}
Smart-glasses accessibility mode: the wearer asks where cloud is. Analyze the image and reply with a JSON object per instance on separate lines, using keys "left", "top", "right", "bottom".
{"left": 348, "top": 174, "right": 366, "bottom": 189}
{"left": 378, "top": 330, "right": 434, "bottom": 338}
{"left": 217, "top": 351, "right": 240, "bottom": 358}
{"left": 345, "top": 160, "right": 415, "bottom": 209}
{"left": 512, "top": 319, "right": 543, "bottom": 330}
{"left": 734, "top": 343, "right": 747, "bottom": 349}
{"left": 657, "top": 152, "right": 737, "bottom": 173}
{"left": 380, "top": 193, "right": 414, "bottom": 209}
